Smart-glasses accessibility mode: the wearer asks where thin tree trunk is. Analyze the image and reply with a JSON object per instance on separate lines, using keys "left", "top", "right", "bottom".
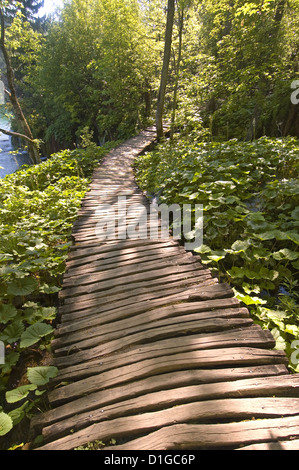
{"left": 156, "top": 0, "right": 175, "bottom": 141}
{"left": 170, "top": 4, "right": 184, "bottom": 139}
{"left": 0, "top": 7, "right": 40, "bottom": 164}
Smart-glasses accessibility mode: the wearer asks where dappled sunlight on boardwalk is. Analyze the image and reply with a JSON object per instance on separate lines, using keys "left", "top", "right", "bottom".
{"left": 31, "top": 128, "right": 299, "bottom": 451}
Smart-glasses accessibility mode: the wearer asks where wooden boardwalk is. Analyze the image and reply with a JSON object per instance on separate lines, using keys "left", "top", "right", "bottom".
{"left": 32, "top": 128, "right": 299, "bottom": 450}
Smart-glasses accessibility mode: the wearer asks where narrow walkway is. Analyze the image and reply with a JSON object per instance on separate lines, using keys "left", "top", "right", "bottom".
{"left": 32, "top": 128, "right": 299, "bottom": 450}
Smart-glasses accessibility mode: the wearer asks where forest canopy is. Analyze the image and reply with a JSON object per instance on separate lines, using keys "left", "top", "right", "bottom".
{"left": 1, "top": 0, "right": 299, "bottom": 155}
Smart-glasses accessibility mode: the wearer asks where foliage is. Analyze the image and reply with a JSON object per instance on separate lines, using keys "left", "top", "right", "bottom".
{"left": 0, "top": 141, "right": 113, "bottom": 443}
{"left": 25, "top": 0, "right": 158, "bottom": 151}
{"left": 135, "top": 136, "right": 299, "bottom": 369}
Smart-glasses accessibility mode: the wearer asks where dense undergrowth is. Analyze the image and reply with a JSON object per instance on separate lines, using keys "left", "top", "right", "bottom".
{"left": 134, "top": 136, "right": 299, "bottom": 370}
{"left": 0, "top": 142, "right": 113, "bottom": 446}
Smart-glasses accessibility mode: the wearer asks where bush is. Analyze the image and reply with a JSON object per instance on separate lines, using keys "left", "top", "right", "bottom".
{"left": 0, "top": 144, "right": 112, "bottom": 445}
{"left": 135, "top": 136, "right": 299, "bottom": 369}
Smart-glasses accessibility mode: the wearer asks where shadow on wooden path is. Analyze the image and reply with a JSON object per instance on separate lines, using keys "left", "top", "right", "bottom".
{"left": 32, "top": 128, "right": 299, "bottom": 450}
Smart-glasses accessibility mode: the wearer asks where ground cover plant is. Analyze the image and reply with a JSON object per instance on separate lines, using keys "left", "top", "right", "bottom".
{"left": 0, "top": 141, "right": 113, "bottom": 445}
{"left": 134, "top": 136, "right": 299, "bottom": 369}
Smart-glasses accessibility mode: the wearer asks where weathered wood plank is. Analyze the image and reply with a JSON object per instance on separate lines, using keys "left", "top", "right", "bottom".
{"left": 36, "top": 402, "right": 299, "bottom": 450}
{"left": 58, "top": 279, "right": 215, "bottom": 318}
{"left": 68, "top": 238, "right": 179, "bottom": 258}
{"left": 102, "top": 417, "right": 299, "bottom": 451}
{"left": 62, "top": 272, "right": 213, "bottom": 308}
{"left": 53, "top": 305, "right": 248, "bottom": 352}
{"left": 62, "top": 256, "right": 202, "bottom": 287}
{"left": 188, "top": 283, "right": 233, "bottom": 300}
{"left": 60, "top": 264, "right": 205, "bottom": 299}
{"left": 54, "top": 298, "right": 243, "bottom": 340}
{"left": 30, "top": 365, "right": 288, "bottom": 434}
{"left": 50, "top": 346, "right": 287, "bottom": 403}
{"left": 52, "top": 326, "right": 275, "bottom": 383}
{"left": 53, "top": 316, "right": 254, "bottom": 363}
{"left": 63, "top": 247, "right": 189, "bottom": 277}
{"left": 42, "top": 396, "right": 299, "bottom": 443}
{"left": 57, "top": 286, "right": 208, "bottom": 327}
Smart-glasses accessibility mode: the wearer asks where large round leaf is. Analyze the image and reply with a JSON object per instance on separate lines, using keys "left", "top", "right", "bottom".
{"left": 27, "top": 366, "right": 58, "bottom": 386}
{"left": 7, "top": 277, "right": 38, "bottom": 296}
{"left": 0, "top": 304, "right": 18, "bottom": 323}
{"left": 20, "top": 322, "right": 53, "bottom": 348}
{"left": 0, "top": 412, "right": 13, "bottom": 436}
{"left": 5, "top": 384, "right": 37, "bottom": 404}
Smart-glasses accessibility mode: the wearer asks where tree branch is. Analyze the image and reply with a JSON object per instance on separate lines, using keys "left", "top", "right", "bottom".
{"left": 0, "top": 127, "right": 34, "bottom": 144}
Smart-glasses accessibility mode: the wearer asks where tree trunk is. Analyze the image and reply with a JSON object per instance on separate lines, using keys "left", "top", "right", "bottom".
{"left": 170, "top": 3, "right": 184, "bottom": 139}
{"left": 0, "top": 7, "right": 40, "bottom": 164}
{"left": 156, "top": 0, "right": 175, "bottom": 141}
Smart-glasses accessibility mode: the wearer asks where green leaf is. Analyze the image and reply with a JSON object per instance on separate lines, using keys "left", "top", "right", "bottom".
{"left": 20, "top": 322, "right": 53, "bottom": 348}
{"left": 7, "top": 277, "right": 38, "bottom": 296}
{"left": 292, "top": 260, "right": 299, "bottom": 270}
{"left": 8, "top": 401, "right": 31, "bottom": 426}
{"left": 272, "top": 249, "right": 299, "bottom": 261}
{"left": 0, "top": 304, "right": 18, "bottom": 323}
{"left": 207, "top": 250, "right": 226, "bottom": 262}
{"left": 227, "top": 266, "right": 245, "bottom": 278}
{"left": 287, "top": 232, "right": 299, "bottom": 245}
{"left": 0, "top": 253, "right": 13, "bottom": 262}
{"left": 233, "top": 289, "right": 267, "bottom": 305}
{"left": 271, "top": 327, "right": 287, "bottom": 351}
{"left": 230, "top": 239, "right": 250, "bottom": 253}
{"left": 0, "top": 321, "right": 25, "bottom": 343}
{"left": 0, "top": 351, "right": 19, "bottom": 375}
{"left": 194, "top": 244, "right": 211, "bottom": 254}
{"left": 253, "top": 230, "right": 284, "bottom": 241}
{"left": 0, "top": 412, "right": 13, "bottom": 436}
{"left": 285, "top": 324, "right": 299, "bottom": 337}
{"left": 5, "top": 384, "right": 37, "bottom": 404}
{"left": 264, "top": 309, "right": 288, "bottom": 330}
{"left": 27, "top": 366, "right": 58, "bottom": 386}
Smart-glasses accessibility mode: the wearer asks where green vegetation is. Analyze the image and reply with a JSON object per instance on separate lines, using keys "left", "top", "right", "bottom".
{"left": 0, "top": 141, "right": 113, "bottom": 444}
{"left": 0, "top": 0, "right": 299, "bottom": 450}
{"left": 134, "top": 136, "right": 299, "bottom": 368}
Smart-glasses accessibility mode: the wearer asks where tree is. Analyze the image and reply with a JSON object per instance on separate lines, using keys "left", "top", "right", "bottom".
{"left": 170, "top": 0, "right": 193, "bottom": 138}
{"left": 31, "top": 0, "right": 157, "bottom": 150}
{"left": 5, "top": 0, "right": 44, "bottom": 24}
{"left": 156, "top": 0, "right": 175, "bottom": 140}
{"left": 0, "top": 4, "right": 40, "bottom": 164}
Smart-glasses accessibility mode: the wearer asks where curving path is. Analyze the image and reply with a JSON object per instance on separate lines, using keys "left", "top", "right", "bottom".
{"left": 32, "top": 128, "right": 299, "bottom": 450}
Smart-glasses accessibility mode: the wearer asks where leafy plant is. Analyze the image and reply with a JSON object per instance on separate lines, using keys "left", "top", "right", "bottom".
{"left": 135, "top": 136, "right": 299, "bottom": 368}
{"left": 0, "top": 143, "right": 113, "bottom": 445}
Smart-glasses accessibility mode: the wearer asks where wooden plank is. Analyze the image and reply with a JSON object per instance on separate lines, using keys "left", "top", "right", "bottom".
{"left": 52, "top": 326, "right": 275, "bottom": 383}
{"left": 68, "top": 237, "right": 178, "bottom": 258}
{"left": 54, "top": 318, "right": 253, "bottom": 367}
{"left": 36, "top": 402, "right": 299, "bottom": 450}
{"left": 57, "top": 286, "right": 207, "bottom": 326}
{"left": 50, "top": 346, "right": 287, "bottom": 403}
{"left": 30, "top": 365, "right": 288, "bottom": 433}
{"left": 42, "top": 396, "right": 299, "bottom": 444}
{"left": 65, "top": 244, "right": 186, "bottom": 270}
{"left": 62, "top": 255, "right": 202, "bottom": 287}
{"left": 53, "top": 315, "right": 254, "bottom": 361}
{"left": 58, "top": 278, "right": 216, "bottom": 318}
{"left": 62, "top": 272, "right": 213, "bottom": 307}
{"left": 102, "top": 417, "right": 299, "bottom": 451}
{"left": 59, "top": 264, "right": 208, "bottom": 299}
{"left": 63, "top": 247, "right": 188, "bottom": 277}
{"left": 188, "top": 283, "right": 233, "bottom": 300}
{"left": 54, "top": 298, "right": 243, "bottom": 340}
